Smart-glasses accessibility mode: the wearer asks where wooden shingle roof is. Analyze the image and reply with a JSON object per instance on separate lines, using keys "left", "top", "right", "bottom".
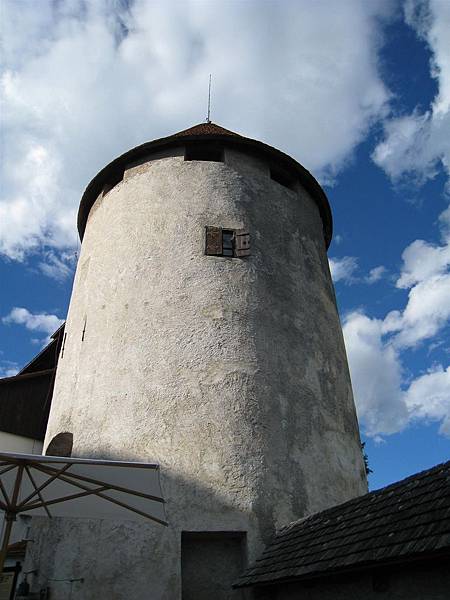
{"left": 235, "top": 461, "right": 450, "bottom": 588}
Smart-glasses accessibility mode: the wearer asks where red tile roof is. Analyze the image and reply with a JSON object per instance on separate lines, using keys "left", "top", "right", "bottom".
{"left": 171, "top": 122, "right": 242, "bottom": 138}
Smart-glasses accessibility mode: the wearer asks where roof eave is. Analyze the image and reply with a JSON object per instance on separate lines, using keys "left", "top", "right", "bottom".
{"left": 234, "top": 548, "right": 450, "bottom": 589}
{"left": 77, "top": 133, "right": 332, "bottom": 248}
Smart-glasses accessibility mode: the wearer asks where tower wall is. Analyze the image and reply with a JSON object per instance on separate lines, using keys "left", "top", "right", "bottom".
{"left": 40, "top": 144, "right": 367, "bottom": 598}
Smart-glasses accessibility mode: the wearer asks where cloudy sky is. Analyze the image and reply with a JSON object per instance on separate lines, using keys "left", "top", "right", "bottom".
{"left": 1, "top": 0, "right": 449, "bottom": 489}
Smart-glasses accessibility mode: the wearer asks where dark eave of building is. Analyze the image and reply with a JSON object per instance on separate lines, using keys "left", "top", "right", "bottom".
{"left": 78, "top": 122, "right": 333, "bottom": 248}
{"left": 0, "top": 369, "right": 55, "bottom": 440}
{"left": 0, "top": 324, "right": 64, "bottom": 440}
{"left": 19, "top": 323, "right": 64, "bottom": 375}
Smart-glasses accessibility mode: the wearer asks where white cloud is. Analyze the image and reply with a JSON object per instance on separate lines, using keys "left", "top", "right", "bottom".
{"left": 343, "top": 311, "right": 408, "bottom": 437}
{"left": 365, "top": 265, "right": 387, "bottom": 284}
{"left": 383, "top": 206, "right": 450, "bottom": 349}
{"left": 38, "top": 251, "right": 77, "bottom": 282}
{"left": 344, "top": 310, "right": 450, "bottom": 439}
{"left": 439, "top": 204, "right": 450, "bottom": 236}
{"left": 330, "top": 258, "right": 387, "bottom": 285}
{"left": 0, "top": 360, "right": 20, "bottom": 378}
{"left": 329, "top": 256, "right": 358, "bottom": 284}
{"left": 405, "top": 365, "right": 450, "bottom": 435}
{"left": 344, "top": 204, "right": 450, "bottom": 438}
{"left": 385, "top": 273, "right": 450, "bottom": 348}
{"left": 2, "top": 307, "right": 64, "bottom": 345}
{"left": 0, "top": 0, "right": 393, "bottom": 261}
{"left": 396, "top": 239, "right": 450, "bottom": 288}
{"left": 373, "top": 0, "right": 450, "bottom": 186}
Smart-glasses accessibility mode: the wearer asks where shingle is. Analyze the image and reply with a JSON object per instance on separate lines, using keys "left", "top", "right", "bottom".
{"left": 170, "top": 122, "right": 242, "bottom": 138}
{"left": 234, "top": 461, "right": 450, "bottom": 588}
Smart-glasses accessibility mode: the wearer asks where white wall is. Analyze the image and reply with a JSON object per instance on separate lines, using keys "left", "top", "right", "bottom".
{"left": 0, "top": 430, "right": 43, "bottom": 454}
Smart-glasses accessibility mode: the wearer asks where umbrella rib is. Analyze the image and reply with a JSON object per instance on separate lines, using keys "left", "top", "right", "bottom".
{"left": 25, "top": 473, "right": 167, "bottom": 525}
{"left": 22, "top": 472, "right": 167, "bottom": 526}
{"left": 93, "top": 489, "right": 168, "bottom": 526}
{"left": 33, "top": 464, "right": 165, "bottom": 504}
{"left": 25, "top": 466, "right": 52, "bottom": 519}
{"left": 10, "top": 465, "right": 24, "bottom": 507}
{"left": 0, "top": 465, "right": 16, "bottom": 476}
{"left": 18, "top": 463, "right": 71, "bottom": 508}
{"left": 20, "top": 485, "right": 112, "bottom": 511}
{"left": 0, "top": 473, "right": 12, "bottom": 507}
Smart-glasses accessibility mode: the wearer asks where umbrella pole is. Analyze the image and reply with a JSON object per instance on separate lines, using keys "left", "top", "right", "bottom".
{"left": 0, "top": 465, "right": 23, "bottom": 574}
{"left": 0, "top": 512, "right": 15, "bottom": 574}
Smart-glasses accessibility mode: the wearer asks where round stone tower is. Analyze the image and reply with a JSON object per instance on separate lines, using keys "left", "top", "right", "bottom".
{"left": 42, "top": 123, "right": 367, "bottom": 599}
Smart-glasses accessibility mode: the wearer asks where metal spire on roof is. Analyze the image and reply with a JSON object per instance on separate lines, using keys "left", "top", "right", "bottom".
{"left": 206, "top": 74, "right": 212, "bottom": 123}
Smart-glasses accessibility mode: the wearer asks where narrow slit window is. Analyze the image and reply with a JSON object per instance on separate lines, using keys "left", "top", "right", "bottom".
{"left": 270, "top": 166, "right": 296, "bottom": 191}
{"left": 205, "top": 227, "right": 250, "bottom": 258}
{"left": 61, "top": 332, "right": 67, "bottom": 358}
{"left": 185, "top": 143, "right": 223, "bottom": 162}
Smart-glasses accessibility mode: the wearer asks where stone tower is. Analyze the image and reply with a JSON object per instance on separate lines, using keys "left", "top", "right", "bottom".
{"left": 41, "top": 123, "right": 367, "bottom": 599}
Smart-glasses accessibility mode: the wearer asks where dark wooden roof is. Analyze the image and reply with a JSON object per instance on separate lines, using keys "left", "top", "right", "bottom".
{"left": 0, "top": 369, "right": 54, "bottom": 440}
{"left": 0, "top": 325, "right": 64, "bottom": 440}
{"left": 19, "top": 323, "right": 64, "bottom": 374}
{"left": 77, "top": 122, "right": 333, "bottom": 248}
{"left": 171, "top": 122, "right": 242, "bottom": 138}
{"left": 235, "top": 461, "right": 450, "bottom": 588}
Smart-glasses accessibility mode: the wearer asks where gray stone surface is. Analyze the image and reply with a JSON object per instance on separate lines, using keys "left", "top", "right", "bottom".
{"left": 38, "top": 145, "right": 366, "bottom": 598}
{"left": 181, "top": 533, "right": 245, "bottom": 599}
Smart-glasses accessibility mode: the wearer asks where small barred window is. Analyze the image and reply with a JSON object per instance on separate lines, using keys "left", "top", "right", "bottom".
{"left": 205, "top": 227, "right": 250, "bottom": 258}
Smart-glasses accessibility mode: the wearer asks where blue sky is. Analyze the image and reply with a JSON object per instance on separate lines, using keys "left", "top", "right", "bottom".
{"left": 1, "top": 0, "right": 449, "bottom": 490}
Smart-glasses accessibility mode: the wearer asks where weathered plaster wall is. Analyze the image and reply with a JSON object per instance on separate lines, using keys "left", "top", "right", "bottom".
{"left": 40, "top": 146, "right": 366, "bottom": 598}
{"left": 262, "top": 562, "right": 450, "bottom": 600}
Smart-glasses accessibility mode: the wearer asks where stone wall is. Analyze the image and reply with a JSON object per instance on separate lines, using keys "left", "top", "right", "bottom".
{"left": 38, "top": 145, "right": 366, "bottom": 598}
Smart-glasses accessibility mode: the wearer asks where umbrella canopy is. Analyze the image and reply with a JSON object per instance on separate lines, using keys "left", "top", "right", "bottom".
{"left": 0, "top": 452, "right": 167, "bottom": 572}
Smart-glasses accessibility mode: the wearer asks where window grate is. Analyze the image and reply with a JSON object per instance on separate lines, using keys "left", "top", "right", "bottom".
{"left": 205, "top": 227, "right": 250, "bottom": 258}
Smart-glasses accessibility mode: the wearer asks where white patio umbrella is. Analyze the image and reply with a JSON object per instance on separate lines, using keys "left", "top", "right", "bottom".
{"left": 0, "top": 451, "right": 167, "bottom": 572}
